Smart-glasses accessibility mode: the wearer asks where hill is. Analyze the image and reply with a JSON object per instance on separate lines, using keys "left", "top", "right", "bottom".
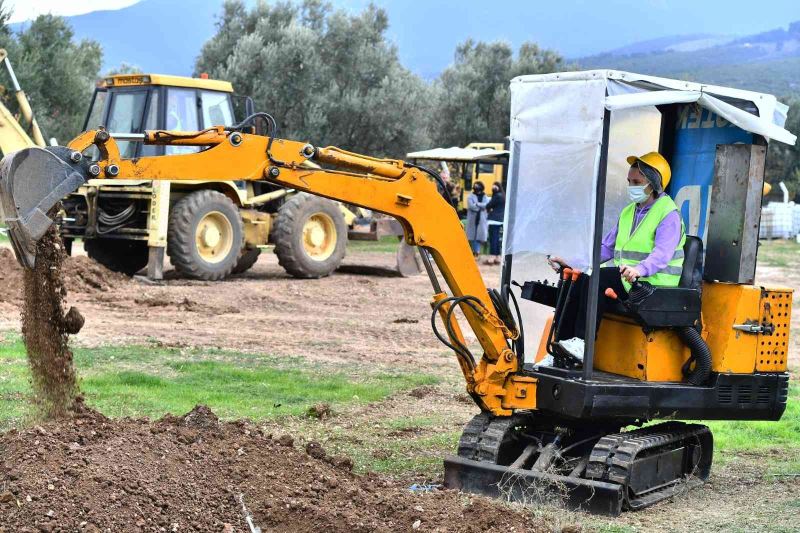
{"left": 577, "top": 21, "right": 800, "bottom": 95}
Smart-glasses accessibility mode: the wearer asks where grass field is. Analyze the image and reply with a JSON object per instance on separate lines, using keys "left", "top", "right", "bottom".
{"left": 2, "top": 332, "right": 798, "bottom": 478}
{"left": 758, "top": 238, "right": 800, "bottom": 268}
{"left": 346, "top": 234, "right": 401, "bottom": 253}
{"left": 0, "top": 334, "right": 438, "bottom": 433}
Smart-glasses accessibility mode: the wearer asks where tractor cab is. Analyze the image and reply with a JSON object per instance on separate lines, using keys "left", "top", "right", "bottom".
{"left": 502, "top": 70, "right": 796, "bottom": 420}
{"left": 84, "top": 73, "right": 243, "bottom": 158}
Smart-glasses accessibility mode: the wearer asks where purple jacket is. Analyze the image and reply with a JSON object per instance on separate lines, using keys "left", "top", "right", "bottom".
{"left": 601, "top": 193, "right": 683, "bottom": 277}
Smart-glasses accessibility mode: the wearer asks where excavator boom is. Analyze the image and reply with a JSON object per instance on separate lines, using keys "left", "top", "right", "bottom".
{"left": 0, "top": 127, "right": 534, "bottom": 416}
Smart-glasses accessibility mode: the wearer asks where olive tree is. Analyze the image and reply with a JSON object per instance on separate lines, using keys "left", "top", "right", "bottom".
{"left": 431, "top": 40, "right": 565, "bottom": 147}
{"left": 0, "top": 5, "right": 101, "bottom": 142}
{"left": 196, "top": 0, "right": 433, "bottom": 157}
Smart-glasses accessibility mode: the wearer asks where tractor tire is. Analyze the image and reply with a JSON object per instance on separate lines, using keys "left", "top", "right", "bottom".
{"left": 84, "top": 238, "right": 149, "bottom": 276}
{"left": 272, "top": 193, "right": 347, "bottom": 278}
{"left": 232, "top": 247, "right": 261, "bottom": 274}
{"left": 167, "top": 190, "right": 244, "bottom": 281}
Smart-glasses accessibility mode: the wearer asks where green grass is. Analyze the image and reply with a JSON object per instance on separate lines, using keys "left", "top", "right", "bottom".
{"left": 705, "top": 383, "right": 800, "bottom": 453}
{"left": 346, "top": 234, "right": 400, "bottom": 253}
{"left": 0, "top": 334, "right": 438, "bottom": 430}
{"left": 758, "top": 239, "right": 800, "bottom": 268}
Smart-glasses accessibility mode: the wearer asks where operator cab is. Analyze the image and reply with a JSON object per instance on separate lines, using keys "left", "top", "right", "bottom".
{"left": 83, "top": 73, "right": 244, "bottom": 159}
{"left": 503, "top": 71, "right": 794, "bottom": 422}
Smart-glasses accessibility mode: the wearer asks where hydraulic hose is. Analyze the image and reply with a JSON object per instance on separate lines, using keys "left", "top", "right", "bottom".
{"left": 679, "top": 326, "right": 712, "bottom": 386}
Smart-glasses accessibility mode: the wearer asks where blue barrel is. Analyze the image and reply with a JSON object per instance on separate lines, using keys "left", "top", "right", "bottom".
{"left": 667, "top": 105, "right": 753, "bottom": 241}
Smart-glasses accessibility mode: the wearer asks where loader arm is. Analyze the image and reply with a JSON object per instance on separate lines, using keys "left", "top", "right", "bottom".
{"left": 0, "top": 127, "right": 536, "bottom": 415}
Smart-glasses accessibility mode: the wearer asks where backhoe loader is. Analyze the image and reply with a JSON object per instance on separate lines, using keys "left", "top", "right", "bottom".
{"left": 0, "top": 70, "right": 795, "bottom": 515}
{"left": 65, "top": 73, "right": 353, "bottom": 281}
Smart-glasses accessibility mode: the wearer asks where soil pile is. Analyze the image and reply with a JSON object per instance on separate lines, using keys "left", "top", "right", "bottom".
{"left": 20, "top": 227, "right": 80, "bottom": 417}
{"left": 0, "top": 247, "right": 23, "bottom": 301}
{"left": 62, "top": 255, "right": 129, "bottom": 293}
{"left": 0, "top": 405, "right": 552, "bottom": 532}
{"left": 0, "top": 248, "right": 128, "bottom": 302}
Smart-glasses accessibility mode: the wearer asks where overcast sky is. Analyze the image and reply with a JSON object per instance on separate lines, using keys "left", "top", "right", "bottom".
{"left": 6, "top": 0, "right": 141, "bottom": 23}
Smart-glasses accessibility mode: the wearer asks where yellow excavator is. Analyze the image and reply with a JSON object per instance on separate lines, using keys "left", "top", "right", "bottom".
{"left": 0, "top": 71, "right": 794, "bottom": 515}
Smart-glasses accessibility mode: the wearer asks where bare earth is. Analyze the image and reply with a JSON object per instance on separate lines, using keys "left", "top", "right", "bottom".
{"left": 0, "top": 249, "right": 482, "bottom": 372}
{"left": 1, "top": 245, "right": 798, "bottom": 531}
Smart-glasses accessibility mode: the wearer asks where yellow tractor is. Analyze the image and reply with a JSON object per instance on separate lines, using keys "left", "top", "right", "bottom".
{"left": 61, "top": 73, "right": 352, "bottom": 280}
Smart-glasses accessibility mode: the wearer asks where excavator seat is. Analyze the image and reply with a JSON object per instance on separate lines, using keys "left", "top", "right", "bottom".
{"left": 609, "top": 235, "right": 704, "bottom": 328}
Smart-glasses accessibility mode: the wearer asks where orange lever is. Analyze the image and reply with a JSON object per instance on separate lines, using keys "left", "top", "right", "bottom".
{"left": 605, "top": 288, "right": 618, "bottom": 300}
{"left": 562, "top": 268, "right": 573, "bottom": 280}
{"left": 570, "top": 269, "right": 581, "bottom": 281}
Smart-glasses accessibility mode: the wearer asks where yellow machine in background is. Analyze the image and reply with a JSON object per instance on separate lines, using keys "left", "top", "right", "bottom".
{"left": 62, "top": 73, "right": 354, "bottom": 280}
{"left": 407, "top": 142, "right": 508, "bottom": 213}
{"left": 0, "top": 49, "right": 46, "bottom": 154}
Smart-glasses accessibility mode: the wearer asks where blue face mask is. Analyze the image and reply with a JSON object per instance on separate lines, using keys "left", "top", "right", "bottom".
{"left": 628, "top": 185, "right": 650, "bottom": 203}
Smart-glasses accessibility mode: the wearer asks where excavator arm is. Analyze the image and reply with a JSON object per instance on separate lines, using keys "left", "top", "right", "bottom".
{"left": 0, "top": 126, "right": 536, "bottom": 415}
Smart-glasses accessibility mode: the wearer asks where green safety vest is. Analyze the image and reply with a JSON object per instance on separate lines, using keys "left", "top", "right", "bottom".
{"left": 613, "top": 195, "right": 685, "bottom": 291}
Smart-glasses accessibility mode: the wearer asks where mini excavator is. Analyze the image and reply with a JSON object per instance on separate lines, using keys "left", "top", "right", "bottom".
{"left": 0, "top": 79, "right": 793, "bottom": 515}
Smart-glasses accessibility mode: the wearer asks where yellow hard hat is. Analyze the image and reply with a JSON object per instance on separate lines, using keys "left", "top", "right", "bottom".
{"left": 627, "top": 152, "right": 672, "bottom": 191}
{"left": 762, "top": 182, "right": 772, "bottom": 196}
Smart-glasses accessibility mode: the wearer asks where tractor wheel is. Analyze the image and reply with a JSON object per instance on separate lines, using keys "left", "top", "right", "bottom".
{"left": 232, "top": 246, "right": 261, "bottom": 274}
{"left": 167, "top": 190, "right": 244, "bottom": 281}
{"left": 272, "top": 193, "right": 346, "bottom": 278}
{"left": 84, "top": 238, "right": 149, "bottom": 276}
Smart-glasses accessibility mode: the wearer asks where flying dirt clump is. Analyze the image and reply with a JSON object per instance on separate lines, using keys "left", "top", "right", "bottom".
{"left": 20, "top": 224, "right": 83, "bottom": 418}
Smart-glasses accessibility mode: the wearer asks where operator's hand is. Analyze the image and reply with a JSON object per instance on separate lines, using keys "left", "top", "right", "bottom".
{"left": 547, "top": 255, "right": 569, "bottom": 272}
{"left": 619, "top": 265, "right": 641, "bottom": 283}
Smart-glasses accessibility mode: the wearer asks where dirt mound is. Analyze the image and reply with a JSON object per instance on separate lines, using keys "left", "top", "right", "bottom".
{"left": 62, "top": 255, "right": 129, "bottom": 293}
{"left": 0, "top": 248, "right": 128, "bottom": 302}
{"left": 0, "top": 247, "right": 23, "bottom": 302}
{"left": 0, "top": 405, "right": 551, "bottom": 532}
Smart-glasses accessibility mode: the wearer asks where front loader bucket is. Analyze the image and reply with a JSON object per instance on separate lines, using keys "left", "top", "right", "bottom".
{"left": 0, "top": 146, "right": 89, "bottom": 268}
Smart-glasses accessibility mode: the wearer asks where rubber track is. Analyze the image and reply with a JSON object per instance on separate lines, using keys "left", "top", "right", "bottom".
{"left": 586, "top": 421, "right": 711, "bottom": 509}
{"left": 457, "top": 413, "right": 520, "bottom": 463}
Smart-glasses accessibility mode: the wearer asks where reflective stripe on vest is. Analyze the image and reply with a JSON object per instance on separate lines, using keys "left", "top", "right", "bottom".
{"left": 613, "top": 195, "right": 685, "bottom": 290}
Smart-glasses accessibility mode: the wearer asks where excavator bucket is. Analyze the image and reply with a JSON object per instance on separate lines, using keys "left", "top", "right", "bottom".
{"left": 0, "top": 146, "right": 89, "bottom": 268}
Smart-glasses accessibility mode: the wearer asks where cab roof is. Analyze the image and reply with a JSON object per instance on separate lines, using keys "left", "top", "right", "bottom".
{"left": 100, "top": 73, "right": 233, "bottom": 93}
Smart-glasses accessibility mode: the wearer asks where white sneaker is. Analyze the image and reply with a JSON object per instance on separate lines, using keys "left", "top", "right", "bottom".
{"left": 556, "top": 337, "right": 585, "bottom": 362}
{"left": 535, "top": 354, "right": 554, "bottom": 368}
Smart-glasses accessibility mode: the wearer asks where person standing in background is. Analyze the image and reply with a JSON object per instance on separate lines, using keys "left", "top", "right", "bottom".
{"left": 466, "top": 181, "right": 489, "bottom": 257}
{"left": 485, "top": 181, "right": 505, "bottom": 265}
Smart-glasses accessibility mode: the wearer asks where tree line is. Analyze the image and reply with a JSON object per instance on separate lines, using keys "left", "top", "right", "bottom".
{"left": 0, "top": 0, "right": 797, "bottom": 194}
